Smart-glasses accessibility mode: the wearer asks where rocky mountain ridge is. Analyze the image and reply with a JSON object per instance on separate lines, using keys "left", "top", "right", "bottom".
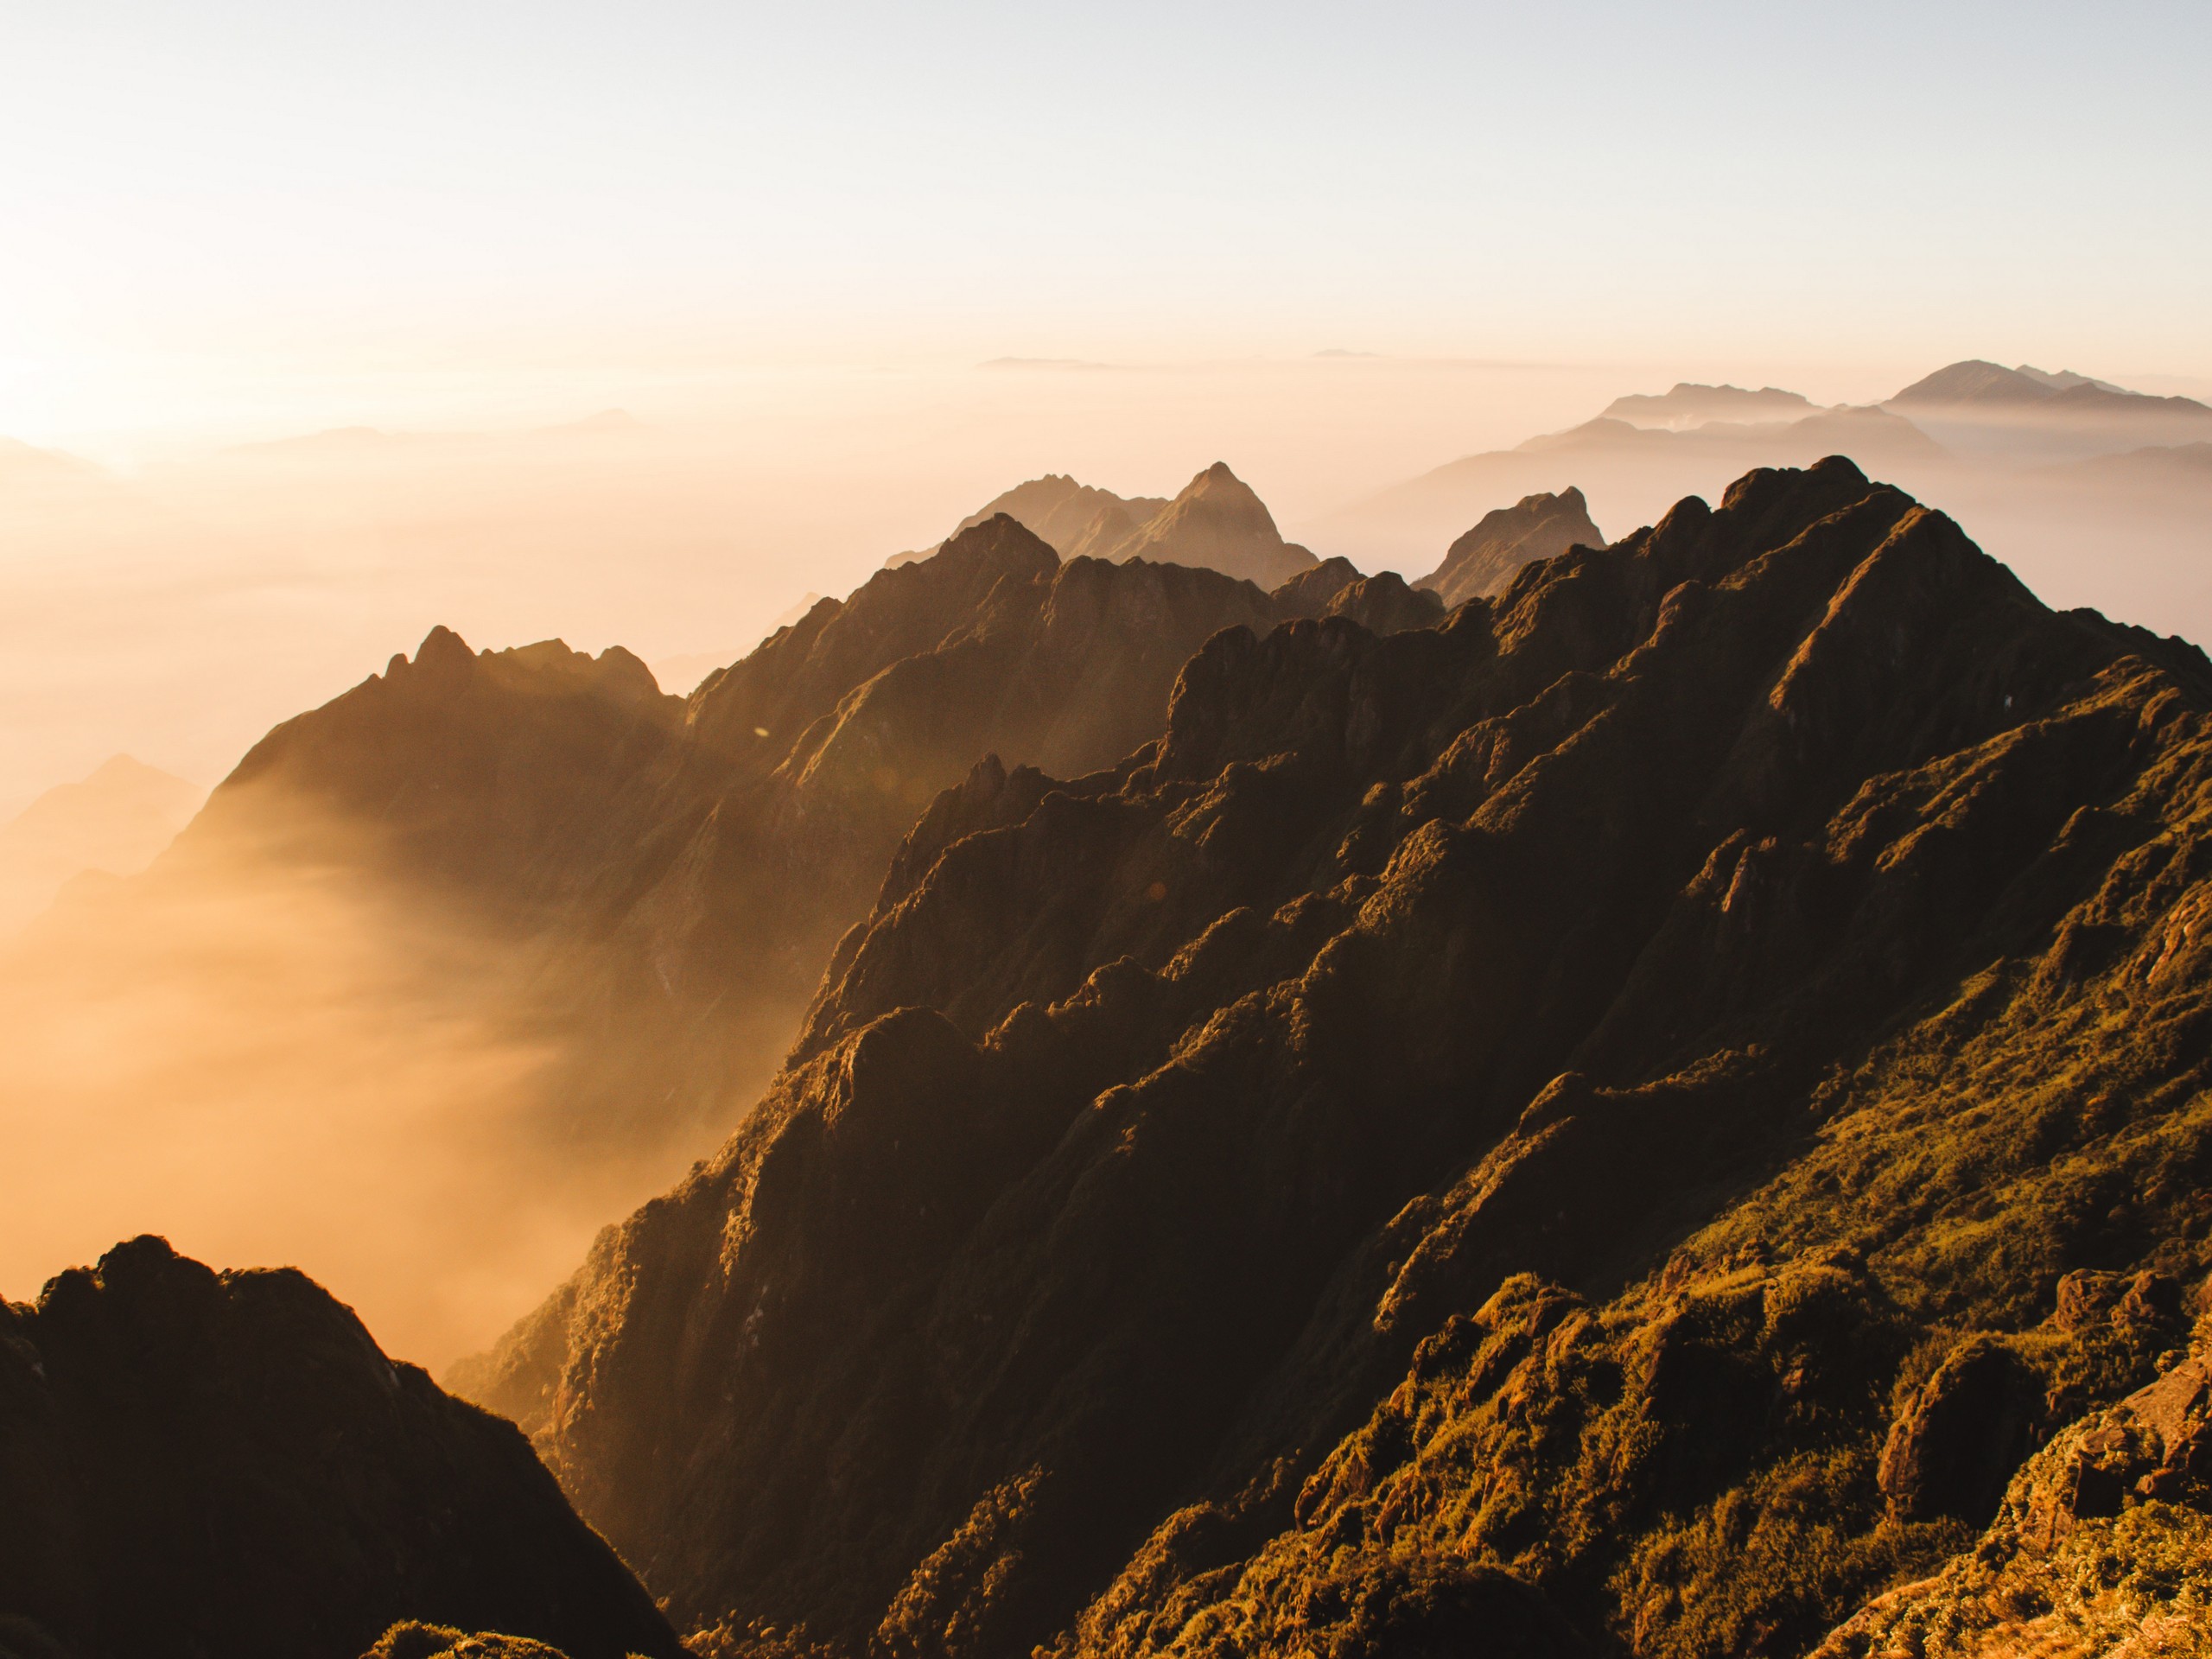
{"left": 159, "top": 518, "right": 1348, "bottom": 1165}
{"left": 460, "top": 455, "right": 2212, "bottom": 1659}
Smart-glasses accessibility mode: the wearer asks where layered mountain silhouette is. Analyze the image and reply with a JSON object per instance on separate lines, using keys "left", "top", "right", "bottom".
{"left": 1602, "top": 384, "right": 1817, "bottom": 429}
{"left": 899, "top": 466, "right": 1319, "bottom": 588}
{"left": 1339, "top": 406, "right": 1941, "bottom": 565}
{"left": 1885, "top": 360, "right": 2212, "bottom": 461}
{"left": 0, "top": 1235, "right": 677, "bottom": 1659}
{"left": 1329, "top": 359, "right": 2212, "bottom": 615}
{"left": 443, "top": 456, "right": 2212, "bottom": 1659}
{"left": 949, "top": 477, "right": 1172, "bottom": 563}
{"left": 1414, "top": 486, "right": 1602, "bottom": 606}
{"left": 0, "top": 755, "right": 202, "bottom": 935}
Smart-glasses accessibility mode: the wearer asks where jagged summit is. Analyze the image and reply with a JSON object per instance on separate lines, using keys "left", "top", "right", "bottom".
{"left": 1414, "top": 485, "right": 1602, "bottom": 606}
{"left": 1107, "top": 460, "right": 1319, "bottom": 587}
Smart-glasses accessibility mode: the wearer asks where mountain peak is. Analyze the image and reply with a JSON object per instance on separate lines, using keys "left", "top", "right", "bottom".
{"left": 1109, "top": 462, "right": 1317, "bottom": 588}
{"left": 1416, "top": 486, "right": 1604, "bottom": 606}
{"left": 1889, "top": 359, "right": 2064, "bottom": 406}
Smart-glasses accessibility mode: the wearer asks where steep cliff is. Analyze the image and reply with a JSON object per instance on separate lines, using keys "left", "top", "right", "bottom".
{"left": 467, "top": 456, "right": 2212, "bottom": 1658}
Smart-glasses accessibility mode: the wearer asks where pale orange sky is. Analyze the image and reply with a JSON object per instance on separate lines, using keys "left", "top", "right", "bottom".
{"left": 2, "top": 0, "right": 2208, "bottom": 810}
{"left": 3, "top": 1, "right": 2209, "bottom": 448}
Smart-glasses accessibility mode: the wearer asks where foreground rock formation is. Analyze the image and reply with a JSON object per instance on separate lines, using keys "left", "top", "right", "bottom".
{"left": 1817, "top": 1337, "right": 2212, "bottom": 1659}
{"left": 0, "top": 1237, "right": 676, "bottom": 1659}
{"left": 461, "top": 456, "right": 2212, "bottom": 1659}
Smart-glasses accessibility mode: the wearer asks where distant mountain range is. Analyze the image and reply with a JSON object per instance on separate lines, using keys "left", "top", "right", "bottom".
{"left": 0, "top": 754, "right": 202, "bottom": 936}
{"left": 1602, "top": 383, "right": 1818, "bottom": 429}
{"left": 1327, "top": 360, "right": 2212, "bottom": 582}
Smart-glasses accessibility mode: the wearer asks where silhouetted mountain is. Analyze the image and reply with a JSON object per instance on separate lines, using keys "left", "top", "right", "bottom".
{"left": 0, "top": 755, "right": 202, "bottom": 935}
{"left": 1603, "top": 383, "right": 1817, "bottom": 429}
{"left": 1889, "top": 360, "right": 2069, "bottom": 407}
{"left": 1414, "top": 486, "right": 1602, "bottom": 606}
{"left": 0, "top": 438, "right": 104, "bottom": 489}
{"left": 1885, "top": 361, "right": 2212, "bottom": 462}
{"left": 461, "top": 457, "right": 2212, "bottom": 1659}
{"left": 2056, "top": 440, "right": 2212, "bottom": 486}
{"left": 1337, "top": 408, "right": 1942, "bottom": 566}
{"left": 1889, "top": 360, "right": 2183, "bottom": 413}
{"left": 0, "top": 1236, "right": 677, "bottom": 1659}
{"left": 1103, "top": 462, "right": 1319, "bottom": 587}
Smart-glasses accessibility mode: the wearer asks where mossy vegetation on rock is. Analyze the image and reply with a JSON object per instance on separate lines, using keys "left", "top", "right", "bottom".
{"left": 460, "top": 457, "right": 2212, "bottom": 1658}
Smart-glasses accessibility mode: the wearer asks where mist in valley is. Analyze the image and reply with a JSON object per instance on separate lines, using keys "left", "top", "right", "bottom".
{"left": 0, "top": 779, "right": 802, "bottom": 1368}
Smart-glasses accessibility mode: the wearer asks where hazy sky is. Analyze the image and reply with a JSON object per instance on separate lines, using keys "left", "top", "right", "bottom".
{"left": 4, "top": 0, "right": 2209, "bottom": 446}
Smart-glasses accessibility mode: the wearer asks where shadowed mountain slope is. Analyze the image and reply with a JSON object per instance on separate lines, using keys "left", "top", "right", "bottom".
{"left": 0, "top": 1236, "right": 677, "bottom": 1659}
{"left": 465, "top": 456, "right": 2212, "bottom": 1659}
{"left": 1415, "top": 486, "right": 1603, "bottom": 606}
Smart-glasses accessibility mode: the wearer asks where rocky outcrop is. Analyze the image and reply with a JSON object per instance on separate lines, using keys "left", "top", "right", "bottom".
{"left": 1816, "top": 1341, "right": 2212, "bottom": 1659}
{"left": 1414, "top": 486, "right": 1603, "bottom": 606}
{"left": 469, "top": 456, "right": 2212, "bottom": 1659}
{"left": 0, "top": 1237, "right": 677, "bottom": 1659}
